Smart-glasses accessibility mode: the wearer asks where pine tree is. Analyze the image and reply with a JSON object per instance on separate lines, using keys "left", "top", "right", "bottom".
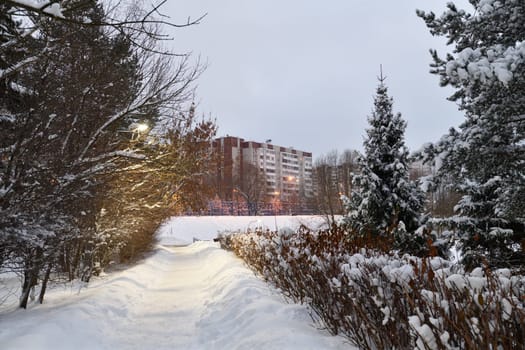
{"left": 417, "top": 1, "right": 524, "bottom": 268}
{"left": 344, "top": 72, "right": 424, "bottom": 246}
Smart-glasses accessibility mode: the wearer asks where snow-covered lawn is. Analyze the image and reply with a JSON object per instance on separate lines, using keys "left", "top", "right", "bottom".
{"left": 156, "top": 215, "right": 332, "bottom": 245}
{"left": 0, "top": 216, "right": 352, "bottom": 350}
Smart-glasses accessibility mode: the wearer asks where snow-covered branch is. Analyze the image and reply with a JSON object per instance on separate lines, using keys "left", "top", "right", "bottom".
{"left": 5, "top": 0, "right": 64, "bottom": 18}
{"left": 0, "top": 55, "right": 38, "bottom": 80}
{"left": 445, "top": 42, "right": 525, "bottom": 85}
{"left": 77, "top": 150, "right": 146, "bottom": 164}
{"left": 4, "top": 0, "right": 205, "bottom": 38}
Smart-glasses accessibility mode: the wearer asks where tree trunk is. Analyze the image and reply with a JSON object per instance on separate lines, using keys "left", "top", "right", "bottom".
{"left": 70, "top": 239, "right": 84, "bottom": 281}
{"left": 20, "top": 265, "right": 39, "bottom": 308}
{"left": 81, "top": 241, "right": 94, "bottom": 283}
{"left": 19, "top": 248, "right": 43, "bottom": 308}
{"left": 38, "top": 263, "right": 53, "bottom": 304}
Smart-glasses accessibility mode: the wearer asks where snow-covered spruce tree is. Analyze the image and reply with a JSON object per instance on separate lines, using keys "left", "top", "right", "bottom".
{"left": 343, "top": 75, "right": 425, "bottom": 252}
{"left": 417, "top": 1, "right": 524, "bottom": 268}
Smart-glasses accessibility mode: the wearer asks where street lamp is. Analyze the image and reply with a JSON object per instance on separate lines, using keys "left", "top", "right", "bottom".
{"left": 135, "top": 123, "right": 149, "bottom": 133}
{"left": 130, "top": 123, "right": 149, "bottom": 141}
{"left": 118, "top": 123, "right": 150, "bottom": 141}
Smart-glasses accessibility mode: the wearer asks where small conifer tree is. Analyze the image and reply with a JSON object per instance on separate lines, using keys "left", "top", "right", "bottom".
{"left": 344, "top": 70, "right": 424, "bottom": 250}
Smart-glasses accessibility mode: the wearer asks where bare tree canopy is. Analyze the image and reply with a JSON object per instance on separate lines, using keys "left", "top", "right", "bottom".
{"left": 1, "top": 0, "right": 215, "bottom": 308}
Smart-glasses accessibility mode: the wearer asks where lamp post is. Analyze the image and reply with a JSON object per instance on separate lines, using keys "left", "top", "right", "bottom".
{"left": 272, "top": 190, "right": 282, "bottom": 213}
{"left": 285, "top": 175, "right": 299, "bottom": 214}
{"left": 272, "top": 191, "right": 280, "bottom": 231}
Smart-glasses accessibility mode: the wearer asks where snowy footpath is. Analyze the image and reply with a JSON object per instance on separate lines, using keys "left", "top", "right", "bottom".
{"left": 0, "top": 216, "right": 352, "bottom": 350}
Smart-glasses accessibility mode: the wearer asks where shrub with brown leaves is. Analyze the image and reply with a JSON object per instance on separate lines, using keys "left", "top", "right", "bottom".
{"left": 223, "top": 225, "right": 525, "bottom": 349}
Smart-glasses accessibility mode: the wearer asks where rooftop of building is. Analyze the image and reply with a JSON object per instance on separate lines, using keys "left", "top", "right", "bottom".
{"left": 215, "top": 136, "right": 312, "bottom": 157}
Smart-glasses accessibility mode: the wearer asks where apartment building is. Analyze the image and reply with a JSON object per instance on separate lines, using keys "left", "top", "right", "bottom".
{"left": 213, "top": 136, "right": 314, "bottom": 204}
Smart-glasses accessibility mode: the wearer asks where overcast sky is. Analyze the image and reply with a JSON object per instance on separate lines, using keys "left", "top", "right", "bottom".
{"left": 163, "top": 0, "right": 472, "bottom": 158}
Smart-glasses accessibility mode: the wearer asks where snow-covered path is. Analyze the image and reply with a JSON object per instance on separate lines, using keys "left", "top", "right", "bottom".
{"left": 0, "top": 217, "right": 352, "bottom": 350}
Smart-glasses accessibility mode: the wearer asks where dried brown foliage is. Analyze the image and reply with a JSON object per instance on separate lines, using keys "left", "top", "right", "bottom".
{"left": 222, "top": 226, "right": 525, "bottom": 349}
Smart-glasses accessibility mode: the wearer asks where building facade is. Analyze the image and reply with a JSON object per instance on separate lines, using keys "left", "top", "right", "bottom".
{"left": 213, "top": 136, "right": 314, "bottom": 213}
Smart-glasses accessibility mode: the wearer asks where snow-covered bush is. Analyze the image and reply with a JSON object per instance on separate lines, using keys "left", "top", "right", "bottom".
{"left": 226, "top": 226, "right": 525, "bottom": 349}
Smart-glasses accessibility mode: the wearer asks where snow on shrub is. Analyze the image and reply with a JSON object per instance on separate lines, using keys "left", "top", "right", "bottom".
{"left": 221, "top": 226, "right": 525, "bottom": 349}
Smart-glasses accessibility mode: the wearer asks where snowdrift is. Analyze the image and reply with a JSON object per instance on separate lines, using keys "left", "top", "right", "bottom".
{"left": 0, "top": 221, "right": 349, "bottom": 349}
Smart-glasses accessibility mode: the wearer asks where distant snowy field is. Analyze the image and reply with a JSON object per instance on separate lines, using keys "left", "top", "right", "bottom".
{"left": 157, "top": 215, "right": 333, "bottom": 245}
{"left": 0, "top": 215, "right": 352, "bottom": 350}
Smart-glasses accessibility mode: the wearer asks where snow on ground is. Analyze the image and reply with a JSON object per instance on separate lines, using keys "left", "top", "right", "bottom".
{"left": 157, "top": 215, "right": 333, "bottom": 246}
{"left": 0, "top": 216, "right": 353, "bottom": 350}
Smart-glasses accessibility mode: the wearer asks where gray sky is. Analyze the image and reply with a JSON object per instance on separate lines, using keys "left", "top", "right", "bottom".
{"left": 163, "top": 1, "right": 472, "bottom": 158}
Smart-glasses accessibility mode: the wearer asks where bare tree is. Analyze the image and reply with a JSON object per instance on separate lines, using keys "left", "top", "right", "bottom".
{"left": 313, "top": 149, "right": 359, "bottom": 224}
{"left": 237, "top": 162, "right": 267, "bottom": 215}
{"left": 314, "top": 151, "right": 341, "bottom": 223}
{"left": 0, "top": 0, "right": 211, "bottom": 308}
{"left": 338, "top": 149, "right": 359, "bottom": 197}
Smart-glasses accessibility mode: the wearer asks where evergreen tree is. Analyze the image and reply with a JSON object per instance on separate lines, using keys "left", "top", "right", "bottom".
{"left": 417, "top": 1, "right": 524, "bottom": 268}
{"left": 344, "top": 73, "right": 424, "bottom": 246}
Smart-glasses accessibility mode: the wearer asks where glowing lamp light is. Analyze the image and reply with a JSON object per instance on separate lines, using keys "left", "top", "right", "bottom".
{"left": 135, "top": 123, "right": 149, "bottom": 133}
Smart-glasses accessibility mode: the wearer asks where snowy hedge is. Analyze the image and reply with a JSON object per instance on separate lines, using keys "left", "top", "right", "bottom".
{"left": 221, "top": 226, "right": 525, "bottom": 349}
